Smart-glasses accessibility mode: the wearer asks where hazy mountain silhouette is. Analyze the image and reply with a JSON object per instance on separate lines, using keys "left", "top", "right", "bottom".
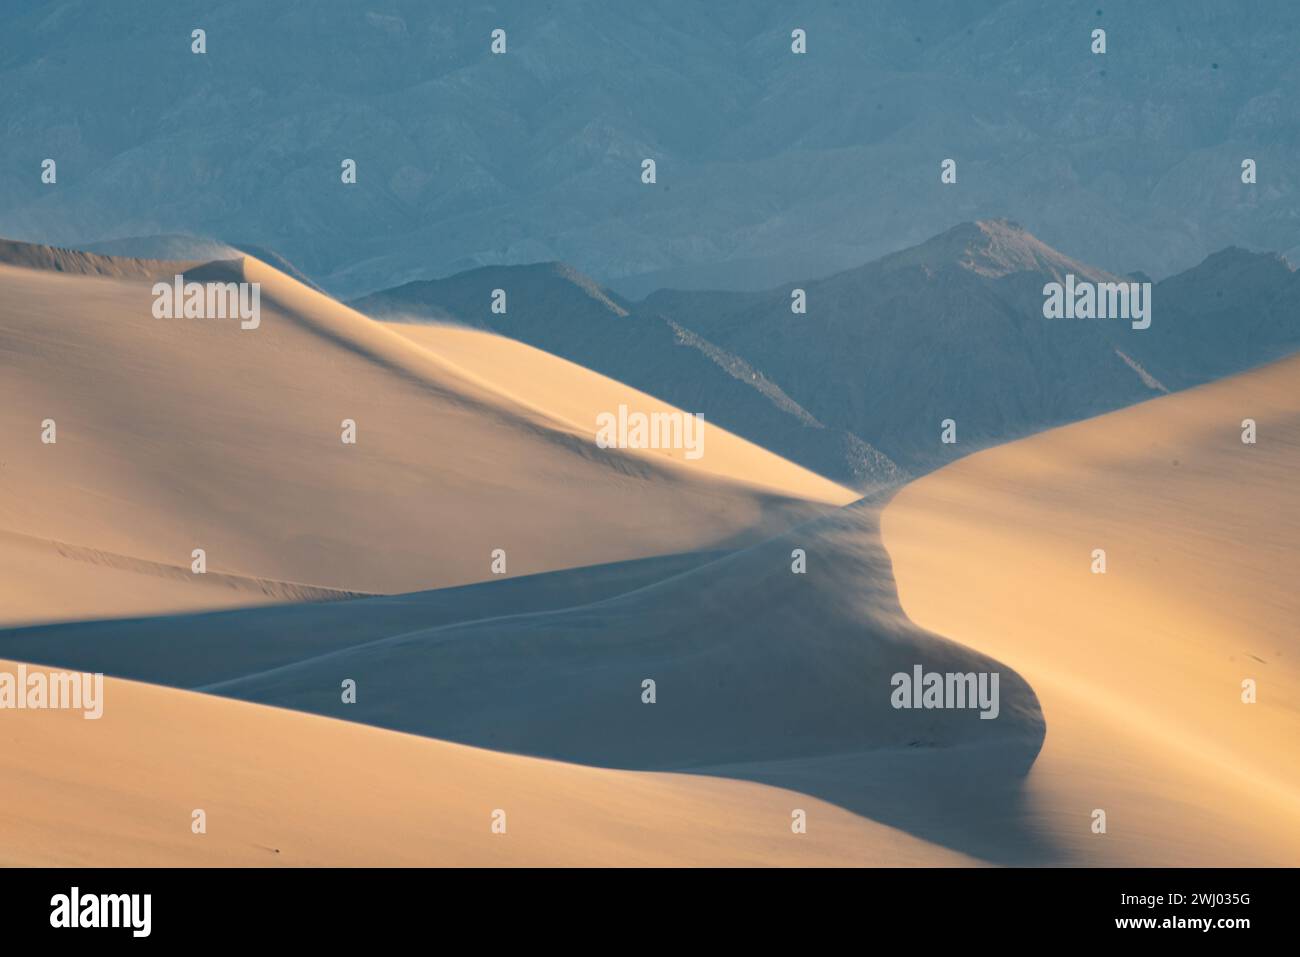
{"left": 1113, "top": 246, "right": 1300, "bottom": 388}
{"left": 354, "top": 262, "right": 903, "bottom": 487}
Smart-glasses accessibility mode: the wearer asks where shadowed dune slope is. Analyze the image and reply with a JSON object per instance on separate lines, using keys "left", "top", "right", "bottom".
{"left": 4, "top": 497, "right": 1051, "bottom": 866}
{"left": 208, "top": 501, "right": 1042, "bottom": 772}
{"left": 884, "top": 351, "right": 1300, "bottom": 866}
{"left": 0, "top": 552, "right": 720, "bottom": 689}
{"left": 0, "top": 241, "right": 854, "bottom": 625}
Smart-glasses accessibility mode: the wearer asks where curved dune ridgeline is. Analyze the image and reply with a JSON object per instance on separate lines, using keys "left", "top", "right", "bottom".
{"left": 883, "top": 352, "right": 1300, "bottom": 865}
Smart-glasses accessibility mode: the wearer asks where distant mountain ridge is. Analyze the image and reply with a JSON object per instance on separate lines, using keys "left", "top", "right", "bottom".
{"left": 353, "top": 219, "right": 1300, "bottom": 483}
{"left": 2, "top": 1, "right": 1297, "bottom": 298}
{"left": 7, "top": 223, "right": 1292, "bottom": 487}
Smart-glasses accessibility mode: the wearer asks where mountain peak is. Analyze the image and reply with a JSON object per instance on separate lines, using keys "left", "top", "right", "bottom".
{"left": 879, "top": 219, "right": 1111, "bottom": 282}
{"left": 1194, "top": 245, "right": 1296, "bottom": 275}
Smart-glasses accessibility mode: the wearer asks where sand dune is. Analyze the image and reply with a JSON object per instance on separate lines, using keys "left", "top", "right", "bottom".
{"left": 884, "top": 351, "right": 1300, "bottom": 865}
{"left": 0, "top": 242, "right": 853, "bottom": 625}
{"left": 205, "top": 500, "right": 1042, "bottom": 773}
{"left": 7, "top": 241, "right": 1002, "bottom": 866}
{"left": 0, "top": 659, "right": 980, "bottom": 867}
{"left": 4, "top": 498, "right": 1048, "bottom": 866}
{"left": 8, "top": 235, "right": 1294, "bottom": 867}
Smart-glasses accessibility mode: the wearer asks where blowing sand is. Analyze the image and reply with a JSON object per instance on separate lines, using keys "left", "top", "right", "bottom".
{"left": 883, "top": 351, "right": 1300, "bottom": 865}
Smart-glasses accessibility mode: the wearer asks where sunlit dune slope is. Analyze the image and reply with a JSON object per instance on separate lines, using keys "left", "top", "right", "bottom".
{"left": 884, "top": 351, "right": 1300, "bottom": 865}
{"left": 0, "top": 660, "right": 979, "bottom": 867}
{"left": 0, "top": 528, "right": 365, "bottom": 628}
{"left": 385, "top": 321, "right": 863, "bottom": 494}
{"left": 0, "top": 242, "right": 854, "bottom": 624}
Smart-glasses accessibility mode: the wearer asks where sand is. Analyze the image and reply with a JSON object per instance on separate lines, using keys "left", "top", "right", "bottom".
{"left": 883, "top": 351, "right": 1300, "bottom": 865}
{"left": 5, "top": 243, "right": 975, "bottom": 867}
{"left": 0, "top": 245, "right": 853, "bottom": 626}
{"left": 2, "top": 499, "right": 1046, "bottom": 866}
{"left": 0, "top": 659, "right": 979, "bottom": 867}
{"left": 5, "top": 237, "right": 1296, "bottom": 867}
